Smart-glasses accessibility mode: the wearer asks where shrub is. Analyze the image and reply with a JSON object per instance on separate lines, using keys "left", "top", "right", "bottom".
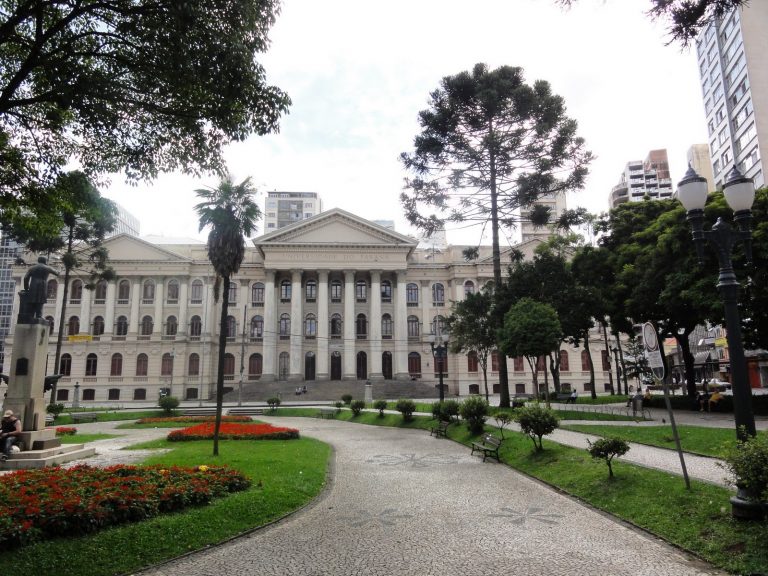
{"left": 266, "top": 397, "right": 281, "bottom": 411}
{"left": 350, "top": 400, "right": 366, "bottom": 416}
{"left": 158, "top": 395, "right": 180, "bottom": 415}
{"left": 459, "top": 396, "right": 489, "bottom": 435}
{"left": 433, "top": 400, "right": 460, "bottom": 422}
{"left": 722, "top": 432, "right": 768, "bottom": 501}
{"left": 587, "top": 437, "right": 630, "bottom": 478}
{"left": 373, "top": 399, "right": 388, "bottom": 417}
{"left": 334, "top": 401, "right": 343, "bottom": 412}
{"left": 46, "top": 403, "right": 65, "bottom": 422}
{"left": 514, "top": 403, "right": 559, "bottom": 451}
{"left": 395, "top": 398, "right": 416, "bottom": 421}
{"left": 494, "top": 412, "right": 513, "bottom": 439}
{"left": 341, "top": 394, "right": 353, "bottom": 405}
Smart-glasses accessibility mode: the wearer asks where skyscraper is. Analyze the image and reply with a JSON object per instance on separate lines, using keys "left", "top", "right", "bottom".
{"left": 687, "top": 144, "right": 716, "bottom": 192}
{"left": 609, "top": 149, "right": 674, "bottom": 209}
{"left": 695, "top": 4, "right": 768, "bottom": 189}
{"left": 263, "top": 192, "right": 323, "bottom": 231}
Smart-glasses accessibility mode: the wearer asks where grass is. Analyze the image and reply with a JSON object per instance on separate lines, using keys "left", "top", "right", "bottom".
{"left": 561, "top": 424, "right": 745, "bottom": 458}
{"left": 51, "top": 410, "right": 167, "bottom": 425}
{"left": 57, "top": 433, "right": 116, "bottom": 444}
{"left": 0, "top": 437, "right": 330, "bottom": 576}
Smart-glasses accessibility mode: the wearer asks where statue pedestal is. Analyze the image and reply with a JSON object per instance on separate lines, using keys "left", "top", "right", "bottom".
{"left": 3, "top": 321, "right": 50, "bottom": 431}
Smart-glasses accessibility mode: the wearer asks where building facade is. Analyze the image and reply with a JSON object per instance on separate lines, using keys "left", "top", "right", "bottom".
{"left": 687, "top": 143, "right": 717, "bottom": 192}
{"left": 609, "top": 150, "right": 674, "bottom": 209}
{"left": 695, "top": 4, "right": 768, "bottom": 189}
{"left": 263, "top": 191, "right": 323, "bottom": 231}
{"left": 5, "top": 209, "right": 620, "bottom": 404}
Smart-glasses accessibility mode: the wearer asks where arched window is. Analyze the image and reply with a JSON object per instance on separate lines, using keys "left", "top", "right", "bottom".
{"left": 165, "top": 315, "right": 178, "bottom": 337}
{"left": 491, "top": 351, "right": 500, "bottom": 372}
{"left": 136, "top": 353, "right": 148, "bottom": 376}
{"left": 167, "top": 279, "right": 179, "bottom": 303}
{"left": 115, "top": 315, "right": 128, "bottom": 337}
{"left": 140, "top": 315, "right": 153, "bottom": 337}
{"left": 67, "top": 316, "right": 80, "bottom": 336}
{"left": 408, "top": 352, "right": 421, "bottom": 376}
{"left": 228, "top": 281, "right": 237, "bottom": 303}
{"left": 464, "top": 280, "right": 475, "bottom": 296}
{"left": 330, "top": 313, "right": 342, "bottom": 338}
{"left": 94, "top": 280, "right": 107, "bottom": 303}
{"left": 432, "top": 283, "right": 445, "bottom": 305}
{"left": 467, "top": 351, "right": 479, "bottom": 372}
{"left": 70, "top": 280, "right": 83, "bottom": 303}
{"left": 581, "top": 350, "right": 592, "bottom": 371}
{"left": 161, "top": 353, "right": 174, "bottom": 376}
{"left": 226, "top": 315, "right": 236, "bottom": 338}
{"left": 330, "top": 280, "right": 342, "bottom": 302}
{"left": 117, "top": 279, "right": 130, "bottom": 303}
{"left": 381, "top": 314, "right": 393, "bottom": 339}
{"left": 406, "top": 283, "right": 419, "bottom": 306}
{"left": 190, "top": 279, "right": 203, "bottom": 304}
{"left": 305, "top": 313, "right": 317, "bottom": 338}
{"left": 249, "top": 353, "right": 263, "bottom": 378}
{"left": 280, "top": 280, "right": 291, "bottom": 301}
{"left": 355, "top": 280, "right": 367, "bottom": 301}
{"left": 46, "top": 279, "right": 58, "bottom": 301}
{"left": 279, "top": 313, "right": 290, "bottom": 338}
{"left": 431, "top": 315, "right": 446, "bottom": 335}
{"left": 407, "top": 315, "right": 420, "bottom": 338}
{"left": 85, "top": 353, "right": 98, "bottom": 376}
{"left": 108, "top": 388, "right": 120, "bottom": 401}
{"left": 560, "top": 350, "right": 570, "bottom": 372}
{"left": 59, "top": 353, "right": 72, "bottom": 376}
{"left": 356, "top": 313, "right": 367, "bottom": 339}
{"left": 189, "top": 315, "right": 202, "bottom": 338}
{"left": 142, "top": 279, "right": 155, "bottom": 303}
{"left": 514, "top": 356, "right": 525, "bottom": 372}
{"left": 250, "top": 315, "right": 263, "bottom": 338}
{"left": 223, "top": 353, "right": 235, "bottom": 377}
{"left": 278, "top": 352, "right": 290, "bottom": 380}
{"left": 133, "top": 388, "right": 147, "bottom": 400}
{"left": 251, "top": 282, "right": 264, "bottom": 305}
{"left": 45, "top": 315, "right": 55, "bottom": 335}
{"left": 92, "top": 316, "right": 105, "bottom": 336}
{"left": 381, "top": 280, "right": 392, "bottom": 302}
{"left": 110, "top": 353, "right": 123, "bottom": 376}
{"left": 305, "top": 280, "right": 317, "bottom": 302}
{"left": 188, "top": 353, "right": 200, "bottom": 376}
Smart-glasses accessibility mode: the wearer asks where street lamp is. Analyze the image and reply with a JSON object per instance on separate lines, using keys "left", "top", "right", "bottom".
{"left": 677, "top": 164, "right": 756, "bottom": 439}
{"left": 430, "top": 338, "right": 449, "bottom": 403}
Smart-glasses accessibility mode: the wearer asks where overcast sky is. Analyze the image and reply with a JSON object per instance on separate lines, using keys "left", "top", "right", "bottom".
{"left": 103, "top": 0, "right": 708, "bottom": 247}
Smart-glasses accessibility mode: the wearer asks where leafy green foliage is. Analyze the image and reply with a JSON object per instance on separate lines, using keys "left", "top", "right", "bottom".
{"left": 350, "top": 400, "right": 366, "bottom": 416}
{"left": 45, "top": 403, "right": 65, "bottom": 421}
{"left": 157, "top": 396, "right": 180, "bottom": 415}
{"left": 587, "top": 437, "right": 630, "bottom": 478}
{"left": 266, "top": 397, "right": 281, "bottom": 411}
{"left": 447, "top": 289, "right": 495, "bottom": 400}
{"left": 373, "top": 399, "right": 388, "bottom": 417}
{"left": 341, "top": 394, "right": 353, "bottom": 406}
{"left": 459, "top": 396, "right": 489, "bottom": 434}
{"left": 494, "top": 412, "right": 513, "bottom": 439}
{"left": 431, "top": 400, "right": 460, "bottom": 423}
{"left": 514, "top": 403, "right": 559, "bottom": 451}
{"left": 722, "top": 433, "right": 768, "bottom": 500}
{"left": 395, "top": 399, "right": 416, "bottom": 421}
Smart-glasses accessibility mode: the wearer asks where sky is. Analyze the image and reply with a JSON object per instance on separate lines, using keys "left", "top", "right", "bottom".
{"left": 102, "top": 0, "right": 708, "bottom": 247}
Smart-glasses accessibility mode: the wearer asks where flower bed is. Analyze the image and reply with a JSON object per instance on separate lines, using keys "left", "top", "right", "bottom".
{"left": 136, "top": 415, "right": 253, "bottom": 424}
{"left": 167, "top": 422, "right": 299, "bottom": 442}
{"left": 0, "top": 464, "right": 249, "bottom": 548}
{"left": 55, "top": 427, "right": 77, "bottom": 436}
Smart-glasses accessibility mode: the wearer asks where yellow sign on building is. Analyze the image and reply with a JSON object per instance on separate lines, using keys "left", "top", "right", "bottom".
{"left": 67, "top": 334, "right": 93, "bottom": 342}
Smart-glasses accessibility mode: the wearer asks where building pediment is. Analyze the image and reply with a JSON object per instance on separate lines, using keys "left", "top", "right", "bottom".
{"left": 102, "top": 234, "right": 189, "bottom": 262}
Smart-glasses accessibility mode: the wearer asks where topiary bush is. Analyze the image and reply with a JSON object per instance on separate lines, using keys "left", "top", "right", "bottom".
{"left": 46, "top": 403, "right": 65, "bottom": 422}
{"left": 395, "top": 398, "right": 416, "bottom": 421}
{"left": 514, "top": 403, "right": 559, "bottom": 451}
{"left": 266, "top": 397, "right": 281, "bottom": 411}
{"left": 334, "top": 401, "right": 343, "bottom": 412}
{"left": 341, "top": 394, "right": 353, "bottom": 406}
{"left": 350, "top": 400, "right": 366, "bottom": 416}
{"left": 158, "top": 395, "right": 180, "bottom": 415}
{"left": 722, "top": 432, "right": 768, "bottom": 501}
{"left": 459, "top": 396, "right": 489, "bottom": 434}
{"left": 374, "top": 399, "right": 388, "bottom": 417}
{"left": 587, "top": 437, "right": 630, "bottom": 478}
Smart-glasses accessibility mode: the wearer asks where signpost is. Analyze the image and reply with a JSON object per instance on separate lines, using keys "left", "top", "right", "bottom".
{"left": 643, "top": 322, "right": 690, "bottom": 490}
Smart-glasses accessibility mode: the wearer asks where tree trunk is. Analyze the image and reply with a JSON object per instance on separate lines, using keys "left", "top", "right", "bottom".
{"left": 51, "top": 227, "right": 75, "bottom": 403}
{"left": 481, "top": 357, "right": 489, "bottom": 403}
{"left": 584, "top": 330, "right": 596, "bottom": 399}
{"left": 675, "top": 329, "right": 697, "bottom": 397}
{"left": 549, "top": 347, "right": 561, "bottom": 393}
{"left": 543, "top": 357, "right": 550, "bottom": 409}
{"left": 526, "top": 356, "right": 538, "bottom": 400}
{"left": 213, "top": 275, "right": 230, "bottom": 457}
{"left": 601, "top": 321, "right": 614, "bottom": 394}
{"left": 616, "top": 333, "right": 629, "bottom": 394}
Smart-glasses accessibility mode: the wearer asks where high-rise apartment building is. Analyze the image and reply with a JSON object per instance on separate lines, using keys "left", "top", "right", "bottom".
{"left": 687, "top": 144, "right": 717, "bottom": 192}
{"left": 263, "top": 192, "right": 323, "bottom": 231}
{"left": 609, "top": 149, "right": 674, "bottom": 209}
{"left": 695, "top": 4, "right": 768, "bottom": 189}
{"left": 520, "top": 192, "right": 568, "bottom": 243}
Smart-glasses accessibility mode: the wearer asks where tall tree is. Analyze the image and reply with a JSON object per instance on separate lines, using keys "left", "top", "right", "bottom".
{"left": 195, "top": 175, "right": 260, "bottom": 457}
{"left": 400, "top": 63, "right": 591, "bottom": 407}
{"left": 1, "top": 170, "right": 116, "bottom": 401}
{"left": 447, "top": 289, "right": 495, "bottom": 402}
{"left": 0, "top": 1, "right": 290, "bottom": 201}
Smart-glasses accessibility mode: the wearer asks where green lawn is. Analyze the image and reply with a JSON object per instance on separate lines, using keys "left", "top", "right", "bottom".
{"left": 51, "top": 410, "right": 167, "bottom": 425}
{"left": 561, "top": 424, "right": 745, "bottom": 458}
{"left": 57, "top": 433, "right": 117, "bottom": 444}
{"left": 0, "top": 437, "right": 330, "bottom": 576}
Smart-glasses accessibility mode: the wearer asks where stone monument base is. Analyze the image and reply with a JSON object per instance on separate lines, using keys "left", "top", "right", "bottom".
{"left": 0, "top": 443, "right": 95, "bottom": 470}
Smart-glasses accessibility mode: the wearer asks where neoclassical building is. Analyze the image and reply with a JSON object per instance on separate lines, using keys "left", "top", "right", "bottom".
{"left": 5, "top": 209, "right": 617, "bottom": 403}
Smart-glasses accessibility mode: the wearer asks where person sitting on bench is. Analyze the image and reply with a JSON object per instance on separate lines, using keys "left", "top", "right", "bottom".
{"left": 708, "top": 390, "right": 723, "bottom": 412}
{"left": 1, "top": 409, "right": 21, "bottom": 461}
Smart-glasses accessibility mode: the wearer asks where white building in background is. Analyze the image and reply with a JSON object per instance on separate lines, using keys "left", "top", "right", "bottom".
{"left": 263, "top": 191, "right": 323, "bottom": 231}
{"left": 695, "top": 4, "right": 768, "bottom": 189}
{"left": 111, "top": 203, "right": 140, "bottom": 237}
{"left": 609, "top": 150, "right": 674, "bottom": 209}
{"left": 5, "top": 209, "right": 621, "bottom": 404}
{"left": 687, "top": 144, "right": 717, "bottom": 192}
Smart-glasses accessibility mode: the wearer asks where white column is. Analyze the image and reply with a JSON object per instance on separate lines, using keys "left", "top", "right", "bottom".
{"left": 394, "top": 271, "right": 409, "bottom": 379}
{"left": 79, "top": 285, "right": 91, "bottom": 335}
{"left": 317, "top": 270, "right": 329, "bottom": 380}
{"left": 369, "top": 270, "right": 382, "bottom": 379}
{"left": 153, "top": 279, "right": 164, "bottom": 335}
{"left": 262, "top": 270, "right": 277, "bottom": 381}
{"left": 343, "top": 270, "right": 356, "bottom": 379}
{"left": 104, "top": 280, "right": 116, "bottom": 336}
{"left": 178, "top": 280, "right": 189, "bottom": 336}
{"left": 129, "top": 280, "right": 141, "bottom": 336}
{"left": 289, "top": 270, "right": 303, "bottom": 380}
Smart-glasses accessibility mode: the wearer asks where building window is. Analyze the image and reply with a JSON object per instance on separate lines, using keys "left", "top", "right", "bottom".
{"left": 356, "top": 280, "right": 367, "bottom": 302}
{"left": 331, "top": 280, "right": 342, "bottom": 302}
{"left": 305, "top": 280, "right": 317, "bottom": 302}
{"left": 249, "top": 353, "right": 263, "bottom": 378}
{"left": 432, "top": 283, "right": 445, "bottom": 306}
{"left": 560, "top": 350, "right": 569, "bottom": 372}
{"left": 94, "top": 280, "right": 107, "bottom": 304}
{"left": 45, "top": 315, "right": 55, "bottom": 335}
{"left": 279, "top": 313, "right": 290, "bottom": 339}
{"left": 305, "top": 314, "right": 317, "bottom": 338}
{"left": 110, "top": 353, "right": 123, "bottom": 376}
{"left": 228, "top": 281, "right": 237, "bottom": 303}
{"left": 167, "top": 280, "right": 179, "bottom": 303}
{"left": 115, "top": 315, "right": 128, "bottom": 337}
{"left": 464, "top": 281, "right": 475, "bottom": 296}
{"left": 82, "top": 389, "right": 95, "bottom": 401}
{"left": 581, "top": 350, "right": 591, "bottom": 371}
{"left": 356, "top": 314, "right": 367, "bottom": 339}
{"left": 108, "top": 388, "right": 120, "bottom": 401}
{"left": 190, "top": 279, "right": 203, "bottom": 304}
{"left": 431, "top": 315, "right": 446, "bottom": 335}
{"left": 407, "top": 315, "right": 420, "bottom": 338}
{"left": 140, "top": 315, "right": 153, "bottom": 338}
{"left": 190, "top": 315, "right": 202, "bottom": 338}
{"left": 70, "top": 280, "right": 83, "bottom": 304}
{"left": 67, "top": 316, "right": 80, "bottom": 336}
{"left": 251, "top": 282, "right": 264, "bottom": 306}
{"left": 92, "top": 316, "right": 105, "bottom": 337}
{"left": 165, "top": 315, "right": 178, "bottom": 338}
{"left": 330, "top": 313, "right": 342, "bottom": 338}
{"left": 381, "top": 314, "right": 393, "bottom": 339}
{"left": 226, "top": 315, "right": 236, "bottom": 339}
{"left": 133, "top": 388, "right": 146, "bottom": 401}
{"left": 491, "top": 351, "right": 499, "bottom": 372}
{"left": 601, "top": 350, "right": 610, "bottom": 371}
{"left": 408, "top": 352, "right": 421, "bottom": 376}
{"left": 381, "top": 280, "right": 392, "bottom": 302}
{"left": 280, "top": 280, "right": 291, "bottom": 302}
{"left": 136, "top": 353, "right": 148, "bottom": 376}
{"left": 142, "top": 280, "right": 155, "bottom": 303}
{"left": 46, "top": 279, "right": 57, "bottom": 301}
{"left": 189, "top": 353, "right": 200, "bottom": 376}
{"left": 161, "top": 353, "right": 174, "bottom": 376}
{"left": 406, "top": 283, "right": 419, "bottom": 306}
{"left": 60, "top": 353, "right": 72, "bottom": 376}
{"left": 514, "top": 356, "right": 524, "bottom": 372}
{"left": 467, "top": 351, "right": 478, "bottom": 372}
{"left": 117, "top": 279, "right": 130, "bottom": 304}
{"left": 224, "top": 353, "right": 235, "bottom": 378}
{"left": 85, "top": 353, "right": 98, "bottom": 376}
{"left": 250, "top": 315, "right": 263, "bottom": 339}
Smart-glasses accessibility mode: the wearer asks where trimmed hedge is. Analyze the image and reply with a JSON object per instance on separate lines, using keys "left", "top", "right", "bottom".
{"left": 644, "top": 393, "right": 768, "bottom": 415}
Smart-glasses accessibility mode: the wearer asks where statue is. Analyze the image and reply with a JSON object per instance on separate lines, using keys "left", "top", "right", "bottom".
{"left": 20, "top": 257, "right": 59, "bottom": 322}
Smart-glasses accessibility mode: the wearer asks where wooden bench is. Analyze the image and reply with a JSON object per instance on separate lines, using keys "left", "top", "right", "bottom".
{"left": 471, "top": 434, "right": 502, "bottom": 462}
{"left": 557, "top": 394, "right": 572, "bottom": 403}
{"left": 45, "top": 414, "right": 55, "bottom": 426}
{"left": 318, "top": 407, "right": 336, "bottom": 419}
{"left": 71, "top": 412, "right": 98, "bottom": 423}
{"left": 430, "top": 420, "right": 449, "bottom": 438}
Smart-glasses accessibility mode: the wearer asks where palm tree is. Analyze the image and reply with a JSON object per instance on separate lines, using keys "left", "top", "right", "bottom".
{"left": 195, "top": 175, "right": 260, "bottom": 456}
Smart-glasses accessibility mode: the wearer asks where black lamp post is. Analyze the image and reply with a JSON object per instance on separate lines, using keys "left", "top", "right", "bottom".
{"left": 431, "top": 339, "right": 448, "bottom": 403}
{"left": 677, "top": 165, "right": 756, "bottom": 439}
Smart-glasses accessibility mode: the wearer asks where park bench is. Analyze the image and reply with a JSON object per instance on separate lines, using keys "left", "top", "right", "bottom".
{"left": 45, "top": 414, "right": 54, "bottom": 426}
{"left": 511, "top": 394, "right": 533, "bottom": 408}
{"left": 471, "top": 434, "right": 502, "bottom": 463}
{"left": 430, "top": 419, "right": 449, "bottom": 438}
{"left": 557, "top": 394, "right": 572, "bottom": 403}
{"left": 318, "top": 407, "right": 336, "bottom": 419}
{"left": 71, "top": 412, "right": 98, "bottom": 423}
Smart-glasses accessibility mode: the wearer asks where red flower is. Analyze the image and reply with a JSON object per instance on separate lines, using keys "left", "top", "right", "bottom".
{"left": 166, "top": 422, "right": 299, "bottom": 442}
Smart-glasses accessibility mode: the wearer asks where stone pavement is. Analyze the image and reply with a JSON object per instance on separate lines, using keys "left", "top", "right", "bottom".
{"left": 130, "top": 417, "right": 723, "bottom": 576}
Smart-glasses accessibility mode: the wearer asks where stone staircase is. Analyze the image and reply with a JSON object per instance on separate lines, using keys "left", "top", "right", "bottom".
{"left": 0, "top": 443, "right": 96, "bottom": 470}
{"left": 222, "top": 379, "right": 445, "bottom": 403}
